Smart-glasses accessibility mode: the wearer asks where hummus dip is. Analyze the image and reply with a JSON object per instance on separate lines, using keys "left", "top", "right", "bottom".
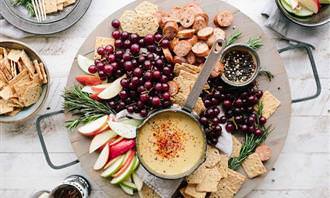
{"left": 137, "top": 111, "right": 206, "bottom": 178}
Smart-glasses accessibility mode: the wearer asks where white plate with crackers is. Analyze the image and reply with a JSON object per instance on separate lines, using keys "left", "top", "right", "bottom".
{"left": 0, "top": 40, "right": 49, "bottom": 123}
{"left": 0, "top": 0, "right": 91, "bottom": 34}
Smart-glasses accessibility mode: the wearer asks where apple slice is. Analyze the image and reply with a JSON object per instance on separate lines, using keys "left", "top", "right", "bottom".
{"left": 111, "top": 156, "right": 138, "bottom": 184}
{"left": 93, "top": 143, "right": 110, "bottom": 170}
{"left": 89, "top": 130, "right": 116, "bottom": 153}
{"left": 108, "top": 119, "right": 137, "bottom": 139}
{"left": 119, "top": 119, "right": 142, "bottom": 127}
{"left": 101, "top": 154, "right": 125, "bottom": 177}
{"left": 104, "top": 152, "right": 126, "bottom": 169}
{"left": 76, "top": 75, "right": 103, "bottom": 86}
{"left": 119, "top": 184, "right": 134, "bottom": 195}
{"left": 78, "top": 115, "right": 108, "bottom": 136}
{"left": 91, "top": 83, "right": 112, "bottom": 93}
{"left": 81, "top": 86, "right": 94, "bottom": 94}
{"left": 77, "top": 55, "right": 94, "bottom": 75}
{"left": 122, "top": 181, "right": 137, "bottom": 190}
{"left": 109, "top": 136, "right": 124, "bottom": 146}
{"left": 110, "top": 139, "right": 136, "bottom": 159}
{"left": 320, "top": 0, "right": 330, "bottom": 3}
{"left": 112, "top": 150, "right": 135, "bottom": 178}
{"left": 98, "top": 75, "right": 126, "bottom": 100}
{"left": 132, "top": 173, "right": 143, "bottom": 191}
{"left": 282, "top": 0, "right": 314, "bottom": 16}
{"left": 299, "top": 0, "right": 320, "bottom": 13}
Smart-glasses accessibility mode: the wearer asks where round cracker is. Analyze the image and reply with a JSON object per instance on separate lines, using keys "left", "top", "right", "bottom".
{"left": 134, "top": 13, "right": 159, "bottom": 36}
{"left": 119, "top": 10, "right": 138, "bottom": 33}
{"left": 135, "top": 1, "right": 159, "bottom": 15}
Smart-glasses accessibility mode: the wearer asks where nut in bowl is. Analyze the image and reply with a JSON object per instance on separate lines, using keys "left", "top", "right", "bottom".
{"left": 0, "top": 40, "right": 49, "bottom": 123}
{"left": 220, "top": 44, "right": 260, "bottom": 87}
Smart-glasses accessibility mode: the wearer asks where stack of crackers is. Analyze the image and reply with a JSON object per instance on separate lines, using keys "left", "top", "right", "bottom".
{"left": 168, "top": 62, "right": 206, "bottom": 114}
{"left": 119, "top": 1, "right": 159, "bottom": 36}
{"left": 0, "top": 47, "right": 47, "bottom": 116}
{"left": 180, "top": 146, "right": 246, "bottom": 198}
{"left": 44, "top": 0, "right": 76, "bottom": 14}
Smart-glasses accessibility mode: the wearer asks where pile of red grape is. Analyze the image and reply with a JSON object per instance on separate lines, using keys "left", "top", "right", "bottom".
{"left": 88, "top": 19, "right": 173, "bottom": 117}
{"left": 200, "top": 78, "right": 267, "bottom": 145}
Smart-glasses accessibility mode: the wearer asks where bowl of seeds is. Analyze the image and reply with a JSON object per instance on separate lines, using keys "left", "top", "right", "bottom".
{"left": 220, "top": 44, "right": 260, "bottom": 87}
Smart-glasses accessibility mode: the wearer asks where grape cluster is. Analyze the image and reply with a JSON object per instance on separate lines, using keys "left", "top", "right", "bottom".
{"left": 88, "top": 19, "right": 174, "bottom": 117}
{"left": 200, "top": 78, "right": 267, "bottom": 145}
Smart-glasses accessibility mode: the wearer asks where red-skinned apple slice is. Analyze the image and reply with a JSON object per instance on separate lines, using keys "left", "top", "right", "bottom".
{"left": 96, "top": 135, "right": 119, "bottom": 152}
{"left": 76, "top": 75, "right": 103, "bottom": 86}
{"left": 78, "top": 115, "right": 108, "bottom": 136}
{"left": 101, "top": 154, "right": 126, "bottom": 177}
{"left": 111, "top": 156, "right": 139, "bottom": 184}
{"left": 109, "top": 136, "right": 124, "bottom": 146}
{"left": 98, "top": 75, "right": 126, "bottom": 100}
{"left": 91, "top": 83, "right": 112, "bottom": 93}
{"left": 103, "top": 152, "right": 127, "bottom": 170}
{"left": 89, "top": 130, "right": 116, "bottom": 153}
{"left": 93, "top": 143, "right": 110, "bottom": 170}
{"left": 109, "top": 139, "right": 136, "bottom": 159}
{"left": 112, "top": 150, "right": 135, "bottom": 177}
{"left": 299, "top": 0, "right": 320, "bottom": 13}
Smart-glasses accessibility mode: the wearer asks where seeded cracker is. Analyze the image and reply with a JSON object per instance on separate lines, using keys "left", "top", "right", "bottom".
{"left": 256, "top": 90, "right": 280, "bottom": 119}
{"left": 186, "top": 164, "right": 207, "bottom": 184}
{"left": 242, "top": 153, "right": 267, "bottom": 178}
{"left": 44, "top": 0, "right": 58, "bottom": 14}
{"left": 204, "top": 146, "right": 221, "bottom": 168}
{"left": 230, "top": 136, "right": 242, "bottom": 158}
{"left": 135, "top": 1, "right": 158, "bottom": 15}
{"left": 217, "top": 169, "right": 246, "bottom": 193}
{"left": 120, "top": 10, "right": 138, "bottom": 33}
{"left": 185, "top": 184, "right": 206, "bottom": 198}
{"left": 134, "top": 13, "right": 159, "bottom": 37}
{"left": 217, "top": 154, "right": 229, "bottom": 178}
{"left": 209, "top": 184, "right": 235, "bottom": 198}
{"left": 196, "top": 167, "right": 222, "bottom": 192}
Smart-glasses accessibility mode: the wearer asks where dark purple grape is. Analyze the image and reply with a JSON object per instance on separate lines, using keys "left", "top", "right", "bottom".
{"left": 255, "top": 129, "right": 263, "bottom": 136}
{"left": 111, "top": 19, "right": 120, "bottom": 28}
{"left": 223, "top": 100, "right": 232, "bottom": 109}
{"left": 137, "top": 85, "right": 145, "bottom": 93}
{"left": 131, "top": 76, "right": 139, "bottom": 86}
{"left": 160, "top": 75, "right": 168, "bottom": 83}
{"left": 130, "top": 44, "right": 140, "bottom": 54}
{"left": 98, "top": 71, "right": 107, "bottom": 81}
{"left": 213, "top": 107, "right": 220, "bottom": 115}
{"left": 199, "top": 117, "right": 208, "bottom": 126}
{"left": 110, "top": 62, "right": 118, "bottom": 71}
{"left": 88, "top": 65, "right": 97, "bottom": 74}
{"left": 204, "top": 99, "right": 212, "bottom": 108}
{"left": 122, "top": 52, "right": 132, "bottom": 61}
{"left": 151, "top": 96, "right": 161, "bottom": 107}
{"left": 161, "top": 39, "right": 170, "bottom": 48}
{"left": 248, "top": 95, "right": 257, "bottom": 105}
{"left": 154, "top": 33, "right": 162, "bottom": 42}
{"left": 144, "top": 71, "right": 152, "bottom": 80}
{"left": 219, "top": 116, "right": 227, "bottom": 124}
{"left": 248, "top": 125, "right": 255, "bottom": 133}
{"left": 212, "top": 117, "right": 220, "bottom": 124}
{"left": 123, "top": 39, "right": 131, "bottom": 48}
{"left": 97, "top": 47, "right": 105, "bottom": 56}
{"left": 155, "top": 59, "right": 163, "bottom": 67}
{"left": 120, "top": 78, "right": 129, "bottom": 88}
{"left": 240, "top": 124, "right": 248, "bottom": 133}
{"left": 144, "top": 60, "right": 152, "bottom": 70}
{"left": 152, "top": 70, "right": 161, "bottom": 80}
{"left": 162, "top": 83, "right": 169, "bottom": 92}
{"left": 225, "top": 122, "right": 235, "bottom": 133}
{"left": 162, "top": 100, "right": 172, "bottom": 108}
{"left": 214, "top": 91, "right": 221, "bottom": 99}
{"left": 104, "top": 65, "right": 113, "bottom": 75}
{"left": 211, "top": 98, "right": 219, "bottom": 106}
{"left": 225, "top": 109, "right": 234, "bottom": 118}
{"left": 115, "top": 39, "right": 123, "bottom": 48}
{"left": 107, "top": 54, "right": 116, "bottom": 63}
{"left": 235, "top": 99, "right": 243, "bottom": 107}
{"left": 121, "top": 31, "right": 129, "bottom": 40}
{"left": 162, "top": 67, "right": 171, "bottom": 75}
{"left": 124, "top": 61, "right": 134, "bottom": 71}
{"left": 140, "top": 94, "right": 149, "bottom": 103}
{"left": 138, "top": 38, "right": 145, "bottom": 46}
{"left": 144, "top": 34, "right": 154, "bottom": 45}
{"left": 248, "top": 116, "right": 256, "bottom": 125}
{"left": 144, "top": 81, "right": 153, "bottom": 90}
{"left": 138, "top": 55, "right": 145, "bottom": 63}
{"left": 154, "top": 82, "right": 162, "bottom": 91}
{"left": 255, "top": 90, "right": 263, "bottom": 99}
{"left": 147, "top": 53, "right": 154, "bottom": 61}
{"left": 214, "top": 124, "right": 222, "bottom": 133}
{"left": 119, "top": 90, "right": 128, "bottom": 99}
{"left": 140, "top": 109, "right": 148, "bottom": 117}
{"left": 133, "top": 67, "right": 143, "bottom": 77}
{"left": 259, "top": 116, "right": 267, "bottom": 125}
{"left": 234, "top": 115, "right": 242, "bottom": 124}
{"left": 127, "top": 106, "right": 134, "bottom": 113}
{"left": 147, "top": 45, "right": 156, "bottom": 52}
{"left": 115, "top": 50, "right": 123, "bottom": 59}
{"left": 105, "top": 45, "right": 114, "bottom": 54}
{"left": 130, "top": 33, "right": 139, "bottom": 43}
{"left": 96, "top": 62, "right": 105, "bottom": 71}
{"left": 112, "top": 30, "right": 121, "bottom": 39}
{"left": 206, "top": 108, "right": 215, "bottom": 118}
{"left": 162, "top": 92, "right": 171, "bottom": 100}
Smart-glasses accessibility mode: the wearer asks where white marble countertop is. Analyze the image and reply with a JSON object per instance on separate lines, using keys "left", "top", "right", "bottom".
{"left": 1, "top": 0, "right": 329, "bottom": 197}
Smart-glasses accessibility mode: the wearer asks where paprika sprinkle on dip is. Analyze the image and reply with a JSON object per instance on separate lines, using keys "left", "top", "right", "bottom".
{"left": 137, "top": 111, "right": 205, "bottom": 177}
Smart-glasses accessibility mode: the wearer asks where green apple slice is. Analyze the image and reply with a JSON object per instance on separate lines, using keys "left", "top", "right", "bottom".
{"left": 101, "top": 155, "right": 125, "bottom": 178}
{"left": 111, "top": 157, "right": 138, "bottom": 184}
{"left": 119, "top": 119, "right": 142, "bottom": 127}
{"left": 132, "top": 173, "right": 143, "bottom": 191}
{"left": 77, "top": 55, "right": 94, "bottom": 75}
{"left": 122, "top": 181, "right": 137, "bottom": 190}
{"left": 281, "top": 0, "right": 314, "bottom": 16}
{"left": 119, "top": 183, "right": 134, "bottom": 195}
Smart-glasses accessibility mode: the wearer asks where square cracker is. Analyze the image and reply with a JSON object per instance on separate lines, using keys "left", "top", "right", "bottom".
{"left": 0, "top": 100, "right": 14, "bottom": 114}
{"left": 218, "top": 169, "right": 246, "bottom": 193}
{"left": 94, "top": 37, "right": 115, "bottom": 59}
{"left": 257, "top": 90, "right": 280, "bottom": 119}
{"left": 196, "top": 167, "right": 222, "bottom": 192}
{"left": 185, "top": 184, "right": 206, "bottom": 198}
{"left": 209, "top": 184, "right": 235, "bottom": 198}
{"left": 57, "top": 3, "right": 64, "bottom": 10}
{"left": 19, "top": 50, "right": 35, "bottom": 74}
{"left": 174, "top": 63, "right": 201, "bottom": 75}
{"left": 230, "top": 136, "right": 242, "bottom": 158}
{"left": 242, "top": 153, "right": 267, "bottom": 178}
{"left": 204, "top": 146, "right": 221, "bottom": 168}
{"left": 63, "top": 0, "right": 76, "bottom": 7}
{"left": 44, "top": 0, "right": 58, "bottom": 13}
{"left": 217, "top": 154, "right": 229, "bottom": 178}
{"left": 0, "top": 86, "right": 14, "bottom": 100}
{"left": 180, "top": 188, "right": 194, "bottom": 198}
{"left": 186, "top": 164, "right": 207, "bottom": 184}
{"left": 8, "top": 69, "right": 29, "bottom": 86}
{"left": 0, "top": 62, "right": 13, "bottom": 80}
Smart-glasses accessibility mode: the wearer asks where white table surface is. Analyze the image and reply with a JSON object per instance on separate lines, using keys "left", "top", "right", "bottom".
{"left": 1, "top": 0, "right": 330, "bottom": 197}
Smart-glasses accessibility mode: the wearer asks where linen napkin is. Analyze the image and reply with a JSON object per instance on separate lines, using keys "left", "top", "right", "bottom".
{"left": 136, "top": 166, "right": 183, "bottom": 198}
{"left": 0, "top": 14, "right": 33, "bottom": 39}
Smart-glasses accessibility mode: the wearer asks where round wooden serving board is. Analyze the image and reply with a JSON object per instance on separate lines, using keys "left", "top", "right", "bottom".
{"left": 65, "top": 0, "right": 292, "bottom": 197}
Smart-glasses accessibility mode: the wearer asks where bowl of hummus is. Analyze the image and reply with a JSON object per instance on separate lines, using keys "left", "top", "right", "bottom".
{"left": 136, "top": 109, "right": 207, "bottom": 179}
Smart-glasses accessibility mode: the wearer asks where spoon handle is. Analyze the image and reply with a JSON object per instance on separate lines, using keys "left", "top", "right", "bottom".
{"left": 183, "top": 39, "right": 225, "bottom": 113}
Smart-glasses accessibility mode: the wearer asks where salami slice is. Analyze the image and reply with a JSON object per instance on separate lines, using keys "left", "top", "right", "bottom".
{"left": 173, "top": 40, "right": 192, "bottom": 57}
{"left": 255, "top": 144, "right": 272, "bottom": 162}
{"left": 214, "top": 10, "right": 234, "bottom": 27}
{"left": 163, "top": 21, "right": 179, "bottom": 39}
{"left": 177, "top": 29, "right": 196, "bottom": 39}
{"left": 197, "top": 27, "right": 214, "bottom": 40}
{"left": 192, "top": 42, "right": 209, "bottom": 57}
{"left": 162, "top": 48, "right": 174, "bottom": 63}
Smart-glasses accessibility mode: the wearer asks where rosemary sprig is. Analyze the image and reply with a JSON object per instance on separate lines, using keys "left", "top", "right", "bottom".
{"left": 225, "top": 31, "right": 242, "bottom": 47}
{"left": 63, "top": 86, "right": 114, "bottom": 129}
{"left": 228, "top": 101, "right": 272, "bottom": 170}
{"left": 247, "top": 37, "right": 263, "bottom": 50}
{"left": 258, "top": 70, "right": 274, "bottom": 82}
{"left": 11, "top": 0, "right": 35, "bottom": 16}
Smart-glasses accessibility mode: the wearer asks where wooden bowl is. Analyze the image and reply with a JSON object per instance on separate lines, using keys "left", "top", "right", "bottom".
{"left": 0, "top": 40, "right": 49, "bottom": 123}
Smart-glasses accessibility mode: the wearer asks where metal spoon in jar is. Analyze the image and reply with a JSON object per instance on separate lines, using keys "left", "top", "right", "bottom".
{"left": 136, "top": 39, "right": 225, "bottom": 180}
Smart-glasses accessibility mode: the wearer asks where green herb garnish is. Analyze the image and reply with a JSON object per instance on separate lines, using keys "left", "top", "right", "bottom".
{"left": 247, "top": 37, "right": 263, "bottom": 50}
{"left": 228, "top": 102, "right": 272, "bottom": 170}
{"left": 11, "top": 0, "right": 35, "bottom": 16}
{"left": 63, "top": 86, "right": 114, "bottom": 129}
{"left": 225, "top": 31, "right": 242, "bottom": 47}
